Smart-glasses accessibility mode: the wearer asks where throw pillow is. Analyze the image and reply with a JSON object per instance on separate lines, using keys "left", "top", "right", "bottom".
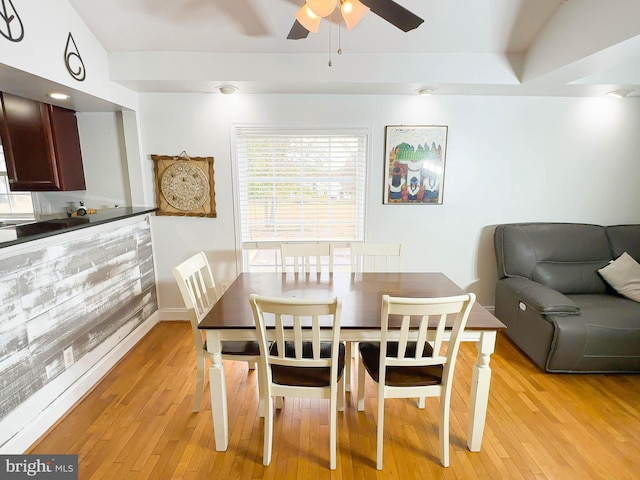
{"left": 598, "top": 252, "right": 640, "bottom": 302}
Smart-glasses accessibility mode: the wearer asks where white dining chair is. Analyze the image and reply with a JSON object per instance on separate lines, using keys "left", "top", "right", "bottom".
{"left": 357, "top": 293, "right": 475, "bottom": 469}
{"left": 346, "top": 242, "right": 403, "bottom": 393}
{"left": 350, "top": 242, "right": 403, "bottom": 272}
{"left": 172, "top": 252, "right": 261, "bottom": 412}
{"left": 280, "top": 242, "right": 334, "bottom": 273}
{"left": 249, "top": 294, "right": 345, "bottom": 470}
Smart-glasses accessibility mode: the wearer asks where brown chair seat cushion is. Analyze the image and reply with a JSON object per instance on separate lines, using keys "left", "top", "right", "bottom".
{"left": 359, "top": 342, "right": 443, "bottom": 387}
{"left": 269, "top": 342, "right": 346, "bottom": 387}
{"left": 204, "top": 341, "right": 261, "bottom": 356}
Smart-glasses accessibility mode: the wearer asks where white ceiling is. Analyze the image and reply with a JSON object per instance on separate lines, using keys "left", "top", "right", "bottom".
{"left": 71, "top": 0, "right": 558, "bottom": 54}
{"left": 62, "top": 0, "right": 640, "bottom": 98}
{"left": 7, "top": 0, "right": 640, "bottom": 105}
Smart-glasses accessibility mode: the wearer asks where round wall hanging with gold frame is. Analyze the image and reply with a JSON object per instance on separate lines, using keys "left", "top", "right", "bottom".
{"left": 151, "top": 153, "right": 216, "bottom": 217}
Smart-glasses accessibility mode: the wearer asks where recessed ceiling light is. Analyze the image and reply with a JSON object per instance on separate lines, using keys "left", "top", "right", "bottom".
{"left": 417, "top": 87, "right": 435, "bottom": 96}
{"left": 48, "top": 93, "right": 70, "bottom": 100}
{"left": 606, "top": 89, "right": 634, "bottom": 98}
{"left": 217, "top": 85, "right": 238, "bottom": 95}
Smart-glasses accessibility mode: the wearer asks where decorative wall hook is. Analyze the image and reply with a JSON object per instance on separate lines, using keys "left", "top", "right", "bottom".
{"left": 0, "top": 0, "right": 24, "bottom": 42}
{"left": 64, "top": 32, "right": 86, "bottom": 81}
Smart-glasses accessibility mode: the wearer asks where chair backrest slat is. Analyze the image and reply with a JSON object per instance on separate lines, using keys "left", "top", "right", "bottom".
{"left": 432, "top": 312, "right": 447, "bottom": 355}
{"left": 294, "top": 315, "right": 303, "bottom": 359}
{"left": 194, "top": 269, "right": 211, "bottom": 315}
{"left": 414, "top": 315, "right": 429, "bottom": 359}
{"left": 312, "top": 319, "right": 321, "bottom": 359}
{"left": 281, "top": 243, "right": 334, "bottom": 273}
{"left": 350, "top": 242, "right": 403, "bottom": 272}
{"left": 275, "top": 314, "right": 286, "bottom": 358}
{"left": 397, "top": 315, "right": 410, "bottom": 359}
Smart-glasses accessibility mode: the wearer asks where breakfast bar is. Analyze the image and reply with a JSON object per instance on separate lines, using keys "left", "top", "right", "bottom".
{"left": 0, "top": 207, "right": 159, "bottom": 450}
{"left": 0, "top": 207, "right": 157, "bottom": 248}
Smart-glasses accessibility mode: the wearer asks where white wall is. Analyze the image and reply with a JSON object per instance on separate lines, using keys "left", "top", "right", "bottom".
{"left": 0, "top": 0, "right": 147, "bottom": 218}
{"left": 76, "top": 112, "right": 130, "bottom": 208}
{"left": 139, "top": 93, "right": 640, "bottom": 309}
{"left": 0, "top": 0, "right": 137, "bottom": 109}
{"left": 35, "top": 112, "right": 131, "bottom": 215}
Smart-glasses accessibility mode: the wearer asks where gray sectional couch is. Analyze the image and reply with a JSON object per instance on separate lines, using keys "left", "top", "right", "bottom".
{"left": 494, "top": 222, "right": 640, "bottom": 373}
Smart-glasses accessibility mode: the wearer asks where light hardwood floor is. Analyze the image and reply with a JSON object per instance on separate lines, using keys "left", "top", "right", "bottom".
{"left": 29, "top": 321, "right": 640, "bottom": 479}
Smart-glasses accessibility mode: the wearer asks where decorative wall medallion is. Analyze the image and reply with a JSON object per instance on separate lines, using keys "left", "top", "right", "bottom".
{"left": 161, "top": 162, "right": 210, "bottom": 211}
{"left": 151, "top": 153, "right": 217, "bottom": 217}
{"left": 0, "top": 0, "right": 24, "bottom": 42}
{"left": 64, "top": 32, "right": 86, "bottom": 81}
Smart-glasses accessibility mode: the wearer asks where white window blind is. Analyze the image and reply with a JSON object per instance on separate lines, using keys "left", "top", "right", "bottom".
{"left": 235, "top": 127, "right": 367, "bottom": 244}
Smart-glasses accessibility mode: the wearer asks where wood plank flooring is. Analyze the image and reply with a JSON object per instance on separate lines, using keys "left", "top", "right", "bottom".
{"left": 29, "top": 321, "right": 640, "bottom": 479}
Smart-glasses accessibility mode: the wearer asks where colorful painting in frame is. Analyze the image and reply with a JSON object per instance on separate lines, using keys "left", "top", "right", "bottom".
{"left": 383, "top": 125, "right": 448, "bottom": 204}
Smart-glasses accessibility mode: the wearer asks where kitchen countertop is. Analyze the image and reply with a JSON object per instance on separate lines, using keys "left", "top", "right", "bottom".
{"left": 0, "top": 207, "right": 157, "bottom": 248}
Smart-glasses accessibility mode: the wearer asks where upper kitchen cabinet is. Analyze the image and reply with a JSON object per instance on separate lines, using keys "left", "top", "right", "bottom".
{"left": 0, "top": 92, "right": 86, "bottom": 191}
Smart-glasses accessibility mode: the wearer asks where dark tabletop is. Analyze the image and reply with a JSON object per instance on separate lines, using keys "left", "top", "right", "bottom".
{"left": 199, "top": 272, "right": 506, "bottom": 331}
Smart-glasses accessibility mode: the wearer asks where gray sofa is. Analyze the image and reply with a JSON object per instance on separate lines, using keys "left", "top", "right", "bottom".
{"left": 494, "top": 222, "right": 640, "bottom": 373}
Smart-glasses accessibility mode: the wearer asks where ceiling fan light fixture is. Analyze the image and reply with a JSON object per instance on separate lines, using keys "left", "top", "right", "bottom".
{"left": 340, "top": 0, "right": 369, "bottom": 30}
{"left": 217, "top": 85, "right": 238, "bottom": 95}
{"left": 606, "top": 89, "right": 634, "bottom": 98}
{"left": 307, "top": 0, "right": 337, "bottom": 17}
{"left": 295, "top": 4, "right": 322, "bottom": 33}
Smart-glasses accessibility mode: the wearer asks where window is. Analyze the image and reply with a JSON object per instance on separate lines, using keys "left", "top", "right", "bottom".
{"left": 235, "top": 126, "right": 368, "bottom": 271}
{"left": 0, "top": 145, "right": 35, "bottom": 220}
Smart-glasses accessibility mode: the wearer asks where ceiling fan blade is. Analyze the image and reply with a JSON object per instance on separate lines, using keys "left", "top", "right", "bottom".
{"left": 360, "top": 0, "right": 424, "bottom": 32}
{"left": 287, "top": 20, "right": 310, "bottom": 40}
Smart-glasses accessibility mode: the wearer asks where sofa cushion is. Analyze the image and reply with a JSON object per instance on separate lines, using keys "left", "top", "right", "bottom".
{"left": 598, "top": 252, "right": 640, "bottom": 302}
{"left": 495, "top": 223, "right": 611, "bottom": 294}
{"left": 606, "top": 225, "right": 640, "bottom": 261}
{"left": 550, "top": 294, "right": 640, "bottom": 372}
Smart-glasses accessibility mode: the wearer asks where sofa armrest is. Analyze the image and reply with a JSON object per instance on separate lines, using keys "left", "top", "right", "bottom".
{"left": 499, "top": 277, "right": 580, "bottom": 315}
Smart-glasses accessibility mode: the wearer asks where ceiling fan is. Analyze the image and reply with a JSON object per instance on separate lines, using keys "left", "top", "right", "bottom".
{"left": 287, "top": 0, "right": 424, "bottom": 39}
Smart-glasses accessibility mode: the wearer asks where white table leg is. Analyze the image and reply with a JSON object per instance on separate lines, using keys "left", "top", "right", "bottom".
{"left": 345, "top": 341, "right": 352, "bottom": 392}
{"left": 467, "top": 330, "right": 496, "bottom": 452}
{"left": 208, "top": 331, "right": 229, "bottom": 451}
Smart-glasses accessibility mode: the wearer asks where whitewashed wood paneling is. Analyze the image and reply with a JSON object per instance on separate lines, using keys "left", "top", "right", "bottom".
{"left": 0, "top": 275, "right": 27, "bottom": 358}
{"left": 0, "top": 217, "right": 157, "bottom": 424}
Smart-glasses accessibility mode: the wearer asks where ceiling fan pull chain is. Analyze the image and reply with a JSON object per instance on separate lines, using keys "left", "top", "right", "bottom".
{"left": 338, "top": 18, "right": 342, "bottom": 55}
{"left": 328, "top": 12, "right": 333, "bottom": 67}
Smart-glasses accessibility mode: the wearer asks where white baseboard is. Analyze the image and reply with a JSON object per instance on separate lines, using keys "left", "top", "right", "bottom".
{"left": 1, "top": 311, "right": 159, "bottom": 454}
{"left": 159, "top": 307, "right": 189, "bottom": 321}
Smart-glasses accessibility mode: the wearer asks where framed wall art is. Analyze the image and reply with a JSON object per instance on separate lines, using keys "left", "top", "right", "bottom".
{"left": 383, "top": 125, "right": 448, "bottom": 204}
{"left": 151, "top": 152, "right": 217, "bottom": 217}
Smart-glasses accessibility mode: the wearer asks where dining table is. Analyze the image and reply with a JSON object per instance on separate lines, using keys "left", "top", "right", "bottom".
{"left": 198, "top": 271, "right": 506, "bottom": 452}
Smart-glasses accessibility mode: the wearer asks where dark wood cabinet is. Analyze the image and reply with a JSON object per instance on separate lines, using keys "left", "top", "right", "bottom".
{"left": 0, "top": 92, "right": 86, "bottom": 191}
